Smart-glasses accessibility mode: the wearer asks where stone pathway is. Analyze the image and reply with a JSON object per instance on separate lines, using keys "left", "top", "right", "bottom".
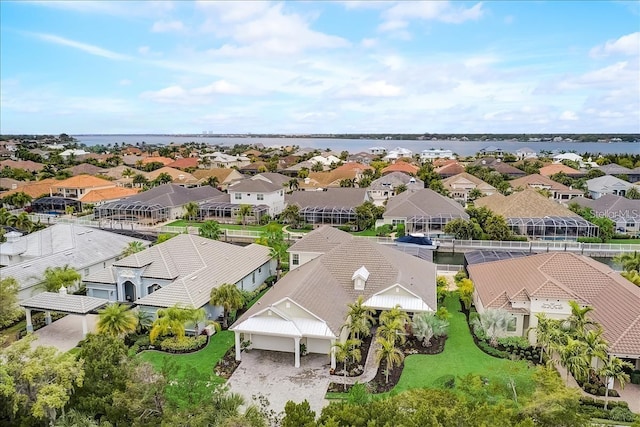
{"left": 331, "top": 338, "right": 382, "bottom": 385}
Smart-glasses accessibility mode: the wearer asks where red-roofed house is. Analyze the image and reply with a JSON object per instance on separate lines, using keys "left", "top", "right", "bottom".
{"left": 381, "top": 161, "right": 419, "bottom": 176}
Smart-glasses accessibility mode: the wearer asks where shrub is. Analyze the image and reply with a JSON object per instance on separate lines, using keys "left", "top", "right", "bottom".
{"left": 375, "top": 224, "right": 393, "bottom": 237}
{"left": 454, "top": 270, "right": 467, "bottom": 284}
{"left": 477, "top": 340, "right": 508, "bottom": 359}
{"left": 577, "top": 237, "right": 602, "bottom": 243}
{"left": 160, "top": 335, "right": 207, "bottom": 353}
{"left": 497, "top": 336, "right": 531, "bottom": 350}
{"left": 610, "top": 406, "right": 636, "bottom": 422}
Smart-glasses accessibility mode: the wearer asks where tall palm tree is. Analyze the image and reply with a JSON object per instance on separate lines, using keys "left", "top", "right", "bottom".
{"left": 598, "top": 356, "right": 633, "bottom": 410}
{"left": 614, "top": 251, "right": 640, "bottom": 273}
{"left": 183, "top": 201, "right": 199, "bottom": 221}
{"left": 41, "top": 265, "right": 81, "bottom": 292}
{"left": 332, "top": 338, "right": 362, "bottom": 388}
{"left": 374, "top": 336, "right": 404, "bottom": 384}
{"left": 559, "top": 337, "right": 590, "bottom": 385}
{"left": 237, "top": 204, "right": 253, "bottom": 227}
{"left": 97, "top": 303, "right": 138, "bottom": 338}
{"left": 344, "top": 296, "right": 376, "bottom": 340}
{"left": 209, "top": 283, "right": 245, "bottom": 329}
{"left": 582, "top": 328, "right": 608, "bottom": 368}
{"left": 287, "top": 178, "right": 299, "bottom": 192}
{"left": 564, "top": 301, "right": 595, "bottom": 336}
{"left": 377, "top": 318, "right": 406, "bottom": 346}
{"left": 530, "top": 313, "right": 561, "bottom": 363}
{"left": 199, "top": 220, "right": 222, "bottom": 240}
{"left": 121, "top": 241, "right": 145, "bottom": 258}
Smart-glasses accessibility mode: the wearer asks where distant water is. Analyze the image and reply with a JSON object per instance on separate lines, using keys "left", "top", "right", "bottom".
{"left": 74, "top": 135, "right": 639, "bottom": 157}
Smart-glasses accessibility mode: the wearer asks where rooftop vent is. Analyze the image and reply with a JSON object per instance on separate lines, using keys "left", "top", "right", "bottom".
{"left": 352, "top": 266, "right": 370, "bottom": 291}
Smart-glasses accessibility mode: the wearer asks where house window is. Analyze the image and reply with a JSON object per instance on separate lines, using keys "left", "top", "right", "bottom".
{"left": 257, "top": 194, "right": 264, "bottom": 201}
{"left": 507, "top": 316, "right": 517, "bottom": 332}
{"left": 292, "top": 254, "right": 299, "bottom": 265}
{"left": 252, "top": 272, "right": 256, "bottom": 284}
{"left": 235, "top": 193, "right": 242, "bottom": 200}
{"left": 258, "top": 267, "right": 262, "bottom": 273}
{"left": 84, "top": 268, "right": 89, "bottom": 276}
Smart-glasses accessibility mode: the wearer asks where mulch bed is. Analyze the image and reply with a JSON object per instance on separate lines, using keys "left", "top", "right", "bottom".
{"left": 214, "top": 347, "right": 241, "bottom": 379}
{"left": 327, "top": 335, "right": 447, "bottom": 394}
{"left": 330, "top": 333, "right": 373, "bottom": 377}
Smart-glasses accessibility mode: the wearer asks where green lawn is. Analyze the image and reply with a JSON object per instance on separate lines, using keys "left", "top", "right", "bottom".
{"left": 165, "top": 220, "right": 280, "bottom": 233}
{"left": 351, "top": 229, "right": 379, "bottom": 237}
{"left": 138, "top": 330, "right": 234, "bottom": 386}
{"left": 391, "top": 295, "right": 535, "bottom": 396}
{"left": 605, "top": 239, "right": 640, "bottom": 244}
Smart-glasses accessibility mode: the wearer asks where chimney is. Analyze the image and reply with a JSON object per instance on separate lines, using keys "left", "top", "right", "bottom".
{"left": 352, "top": 266, "right": 370, "bottom": 291}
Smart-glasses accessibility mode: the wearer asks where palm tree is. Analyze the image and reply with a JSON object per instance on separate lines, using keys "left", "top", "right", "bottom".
{"left": 0, "top": 208, "right": 13, "bottom": 226}
{"left": 344, "top": 296, "right": 376, "bottom": 340}
{"left": 598, "top": 356, "right": 633, "bottom": 410}
{"left": 614, "top": 251, "right": 640, "bottom": 273}
{"left": 473, "top": 309, "right": 511, "bottom": 347}
{"left": 530, "top": 313, "right": 561, "bottom": 363}
{"left": 332, "top": 338, "right": 362, "bottom": 388}
{"left": 152, "top": 172, "right": 173, "bottom": 186}
{"left": 287, "top": 178, "right": 299, "bottom": 192}
{"left": 122, "top": 168, "right": 135, "bottom": 178}
{"left": 209, "top": 283, "right": 245, "bottom": 329}
{"left": 564, "top": 301, "right": 595, "bottom": 336}
{"left": 279, "top": 205, "right": 301, "bottom": 228}
{"left": 12, "top": 212, "right": 33, "bottom": 232}
{"left": 205, "top": 176, "right": 219, "bottom": 188}
{"left": 559, "top": 337, "right": 590, "bottom": 385}
{"left": 121, "top": 241, "right": 145, "bottom": 258}
{"left": 150, "top": 304, "right": 200, "bottom": 344}
{"left": 41, "top": 265, "right": 81, "bottom": 292}
{"left": 183, "top": 201, "right": 199, "bottom": 221}
{"left": 237, "top": 204, "right": 253, "bottom": 227}
{"left": 412, "top": 312, "right": 449, "bottom": 347}
{"left": 379, "top": 305, "right": 409, "bottom": 328}
{"left": 374, "top": 336, "right": 404, "bottom": 384}
{"left": 97, "top": 303, "right": 138, "bottom": 338}
{"left": 582, "top": 328, "right": 608, "bottom": 369}
{"left": 135, "top": 309, "right": 153, "bottom": 334}
{"left": 377, "top": 318, "right": 406, "bottom": 345}
{"left": 132, "top": 174, "right": 148, "bottom": 187}
{"left": 199, "top": 220, "right": 222, "bottom": 240}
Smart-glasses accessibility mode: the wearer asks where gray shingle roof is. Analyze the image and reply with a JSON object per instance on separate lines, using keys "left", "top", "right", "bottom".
{"left": 383, "top": 189, "right": 469, "bottom": 219}
{"left": 20, "top": 292, "right": 109, "bottom": 314}
{"left": 235, "top": 236, "right": 437, "bottom": 335}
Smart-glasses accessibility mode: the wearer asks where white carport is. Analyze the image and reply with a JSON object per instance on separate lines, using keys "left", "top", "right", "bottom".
{"left": 232, "top": 306, "right": 336, "bottom": 368}
{"left": 20, "top": 290, "right": 109, "bottom": 337}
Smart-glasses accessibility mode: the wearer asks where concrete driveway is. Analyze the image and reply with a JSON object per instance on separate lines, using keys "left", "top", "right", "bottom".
{"left": 227, "top": 350, "right": 332, "bottom": 415}
{"left": 30, "top": 314, "right": 98, "bottom": 352}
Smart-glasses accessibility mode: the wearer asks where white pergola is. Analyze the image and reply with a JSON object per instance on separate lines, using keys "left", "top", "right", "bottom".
{"left": 20, "top": 291, "right": 109, "bottom": 337}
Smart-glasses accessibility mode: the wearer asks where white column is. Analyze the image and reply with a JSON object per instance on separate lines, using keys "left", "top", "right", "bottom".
{"left": 234, "top": 331, "right": 242, "bottom": 362}
{"left": 25, "top": 309, "right": 33, "bottom": 332}
{"left": 330, "top": 339, "right": 336, "bottom": 369}
{"left": 45, "top": 311, "right": 52, "bottom": 325}
{"left": 117, "top": 282, "right": 124, "bottom": 302}
{"left": 294, "top": 337, "right": 301, "bottom": 368}
{"left": 82, "top": 316, "right": 88, "bottom": 337}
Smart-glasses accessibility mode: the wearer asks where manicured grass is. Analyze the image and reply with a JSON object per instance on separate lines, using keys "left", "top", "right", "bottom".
{"left": 165, "top": 220, "right": 280, "bottom": 233}
{"left": 351, "top": 229, "right": 379, "bottom": 236}
{"left": 138, "top": 330, "right": 234, "bottom": 386}
{"left": 605, "top": 239, "right": 640, "bottom": 244}
{"left": 391, "top": 295, "right": 535, "bottom": 397}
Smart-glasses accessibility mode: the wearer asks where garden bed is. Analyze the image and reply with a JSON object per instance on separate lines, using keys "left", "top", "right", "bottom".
{"left": 330, "top": 333, "right": 373, "bottom": 377}
{"left": 214, "top": 346, "right": 241, "bottom": 379}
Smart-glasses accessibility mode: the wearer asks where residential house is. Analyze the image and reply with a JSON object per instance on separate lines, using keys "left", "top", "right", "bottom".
{"left": 383, "top": 147, "right": 412, "bottom": 162}
{"left": 309, "top": 153, "right": 341, "bottom": 167}
{"left": 64, "top": 163, "right": 107, "bottom": 177}
{"left": 286, "top": 188, "right": 369, "bottom": 226}
{"left": 420, "top": 149, "right": 455, "bottom": 161}
{"left": 78, "top": 187, "right": 140, "bottom": 206}
{"left": 192, "top": 168, "right": 244, "bottom": 190}
{"left": 572, "top": 195, "right": 640, "bottom": 235}
{"left": 381, "top": 161, "right": 419, "bottom": 176}
{"left": 0, "top": 178, "right": 26, "bottom": 192}
{"left": 468, "top": 252, "right": 640, "bottom": 369}
{"left": 59, "top": 149, "right": 90, "bottom": 160}
{"left": 369, "top": 146, "right": 387, "bottom": 156}
{"left": 54, "top": 175, "right": 116, "bottom": 200}
{"left": 167, "top": 157, "right": 199, "bottom": 170}
{"left": 0, "top": 179, "right": 58, "bottom": 200}
{"left": 84, "top": 234, "right": 274, "bottom": 322}
{"left": 509, "top": 174, "right": 583, "bottom": 202}
{"left": 471, "top": 157, "right": 526, "bottom": 178}
{"left": 281, "top": 159, "right": 327, "bottom": 176}
{"left": 514, "top": 147, "right": 538, "bottom": 160}
{"left": 300, "top": 163, "right": 373, "bottom": 190}
{"left": 347, "top": 152, "right": 377, "bottom": 165}
{"left": 141, "top": 156, "right": 174, "bottom": 167}
{"left": 478, "top": 146, "right": 504, "bottom": 158}
{"left": 0, "top": 224, "right": 146, "bottom": 301}
{"left": 367, "top": 172, "right": 423, "bottom": 206}
{"left": 435, "top": 161, "right": 466, "bottom": 178}
{"left": 442, "top": 173, "right": 496, "bottom": 203}
{"left": 94, "top": 184, "right": 223, "bottom": 224}
{"left": 232, "top": 226, "right": 437, "bottom": 367}
{"left": 553, "top": 152, "right": 583, "bottom": 164}
{"left": 0, "top": 159, "right": 45, "bottom": 173}
{"left": 475, "top": 189, "right": 598, "bottom": 239}
{"left": 596, "top": 164, "right": 640, "bottom": 183}
{"left": 200, "top": 152, "right": 250, "bottom": 169}
{"left": 145, "top": 167, "right": 199, "bottom": 187}
{"left": 586, "top": 175, "right": 633, "bottom": 199}
{"left": 227, "top": 173, "right": 289, "bottom": 216}
{"left": 539, "top": 164, "right": 584, "bottom": 178}
{"left": 382, "top": 188, "right": 469, "bottom": 233}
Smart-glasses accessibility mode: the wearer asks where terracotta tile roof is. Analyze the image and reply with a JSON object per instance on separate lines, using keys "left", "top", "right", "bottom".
{"left": 192, "top": 168, "right": 244, "bottom": 184}
{"left": 145, "top": 167, "right": 198, "bottom": 185}
{"left": 0, "top": 178, "right": 57, "bottom": 198}
{"left": 141, "top": 156, "right": 174, "bottom": 166}
{"left": 468, "top": 252, "right": 640, "bottom": 356}
{"left": 65, "top": 163, "right": 107, "bottom": 176}
{"left": 101, "top": 165, "right": 135, "bottom": 180}
{"left": 167, "top": 157, "right": 199, "bottom": 169}
{"left": 433, "top": 158, "right": 458, "bottom": 167}
{"left": 0, "top": 159, "right": 45, "bottom": 172}
{"left": 302, "top": 164, "right": 372, "bottom": 188}
{"left": 382, "top": 161, "right": 419, "bottom": 175}
{"left": 435, "top": 162, "right": 465, "bottom": 176}
{"left": 475, "top": 189, "right": 580, "bottom": 218}
{"left": 55, "top": 175, "right": 115, "bottom": 189}
{"left": 79, "top": 187, "right": 140, "bottom": 203}
{"left": 539, "top": 164, "right": 583, "bottom": 177}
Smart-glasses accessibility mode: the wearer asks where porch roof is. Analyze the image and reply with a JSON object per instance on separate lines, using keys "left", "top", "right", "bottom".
{"left": 20, "top": 292, "right": 108, "bottom": 315}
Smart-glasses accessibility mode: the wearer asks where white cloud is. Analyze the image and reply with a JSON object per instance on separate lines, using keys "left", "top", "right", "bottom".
{"left": 26, "top": 1, "right": 175, "bottom": 17}
{"left": 141, "top": 80, "right": 246, "bottom": 104}
{"left": 196, "top": 1, "right": 270, "bottom": 23}
{"left": 29, "top": 32, "right": 130, "bottom": 60}
{"left": 151, "top": 20, "right": 185, "bottom": 33}
{"left": 361, "top": 38, "right": 378, "bottom": 48}
{"left": 119, "top": 79, "right": 132, "bottom": 86}
{"left": 590, "top": 32, "right": 640, "bottom": 57}
{"left": 382, "top": 1, "right": 484, "bottom": 27}
{"left": 559, "top": 110, "right": 578, "bottom": 121}
{"left": 377, "top": 20, "right": 408, "bottom": 33}
{"left": 344, "top": 80, "right": 404, "bottom": 98}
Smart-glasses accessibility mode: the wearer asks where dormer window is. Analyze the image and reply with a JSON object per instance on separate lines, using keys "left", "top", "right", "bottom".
{"left": 352, "top": 266, "right": 370, "bottom": 291}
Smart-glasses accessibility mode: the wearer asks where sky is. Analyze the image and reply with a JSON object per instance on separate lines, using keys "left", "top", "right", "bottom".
{"left": 1, "top": 1, "right": 639, "bottom": 135}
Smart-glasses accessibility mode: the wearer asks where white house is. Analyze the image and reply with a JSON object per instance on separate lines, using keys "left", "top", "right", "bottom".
{"left": 232, "top": 226, "right": 437, "bottom": 367}
{"left": 0, "top": 224, "right": 146, "bottom": 301}
{"left": 59, "top": 149, "right": 90, "bottom": 159}
{"left": 367, "top": 172, "right": 423, "bottom": 206}
{"left": 383, "top": 147, "right": 412, "bottom": 161}
{"left": 201, "top": 152, "right": 251, "bottom": 169}
{"left": 553, "top": 152, "right": 583, "bottom": 164}
{"left": 369, "top": 146, "right": 387, "bottom": 156}
{"left": 514, "top": 147, "right": 538, "bottom": 160}
{"left": 309, "top": 154, "right": 341, "bottom": 167}
{"left": 420, "top": 149, "right": 455, "bottom": 161}
{"left": 84, "top": 234, "right": 274, "bottom": 321}
{"left": 227, "top": 173, "right": 288, "bottom": 216}
{"left": 586, "top": 175, "right": 633, "bottom": 199}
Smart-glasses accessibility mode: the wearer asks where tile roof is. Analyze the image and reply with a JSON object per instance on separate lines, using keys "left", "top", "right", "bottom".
{"left": 509, "top": 174, "right": 583, "bottom": 195}
{"left": 101, "top": 165, "right": 135, "bottom": 180}
{"left": 383, "top": 188, "right": 469, "bottom": 219}
{"left": 65, "top": 163, "right": 107, "bottom": 176}
{"left": 288, "top": 225, "right": 354, "bottom": 254}
{"left": 471, "top": 158, "right": 526, "bottom": 176}
{"left": 435, "top": 162, "right": 466, "bottom": 176}
{"left": 118, "top": 234, "right": 273, "bottom": 308}
{"left": 382, "top": 161, "right": 419, "bottom": 175}
{"left": 597, "top": 164, "right": 633, "bottom": 175}
{"left": 235, "top": 234, "right": 437, "bottom": 335}
{"left": 571, "top": 194, "right": 640, "bottom": 220}
{"left": 102, "top": 183, "right": 222, "bottom": 208}
{"left": 229, "top": 173, "right": 289, "bottom": 193}
{"left": 539, "top": 164, "right": 583, "bottom": 177}
{"left": 586, "top": 175, "right": 633, "bottom": 192}
{"left": 55, "top": 175, "right": 115, "bottom": 189}
{"left": 79, "top": 187, "right": 140, "bottom": 203}
{"left": 20, "top": 292, "right": 108, "bottom": 314}
{"left": 1, "top": 178, "right": 58, "bottom": 199}
{"left": 286, "top": 188, "right": 368, "bottom": 210}
{"left": 0, "top": 159, "right": 45, "bottom": 172}
{"left": 0, "top": 178, "right": 26, "bottom": 191}
{"left": 442, "top": 172, "right": 496, "bottom": 191}
{"left": 475, "top": 189, "right": 580, "bottom": 218}
{"left": 145, "top": 167, "right": 198, "bottom": 185}
{"left": 167, "top": 157, "right": 199, "bottom": 169}
{"left": 468, "top": 252, "right": 640, "bottom": 356}
{"left": 142, "top": 156, "right": 174, "bottom": 166}
{"left": 369, "top": 172, "right": 424, "bottom": 191}
{"left": 192, "top": 168, "right": 243, "bottom": 183}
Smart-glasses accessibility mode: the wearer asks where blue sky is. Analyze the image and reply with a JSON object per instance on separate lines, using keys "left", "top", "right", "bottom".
{"left": 1, "top": 1, "right": 639, "bottom": 134}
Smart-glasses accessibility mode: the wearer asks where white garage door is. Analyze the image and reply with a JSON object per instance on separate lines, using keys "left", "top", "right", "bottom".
{"left": 91, "top": 289, "right": 109, "bottom": 299}
{"left": 250, "top": 334, "right": 294, "bottom": 353}
{"left": 307, "top": 338, "right": 330, "bottom": 355}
